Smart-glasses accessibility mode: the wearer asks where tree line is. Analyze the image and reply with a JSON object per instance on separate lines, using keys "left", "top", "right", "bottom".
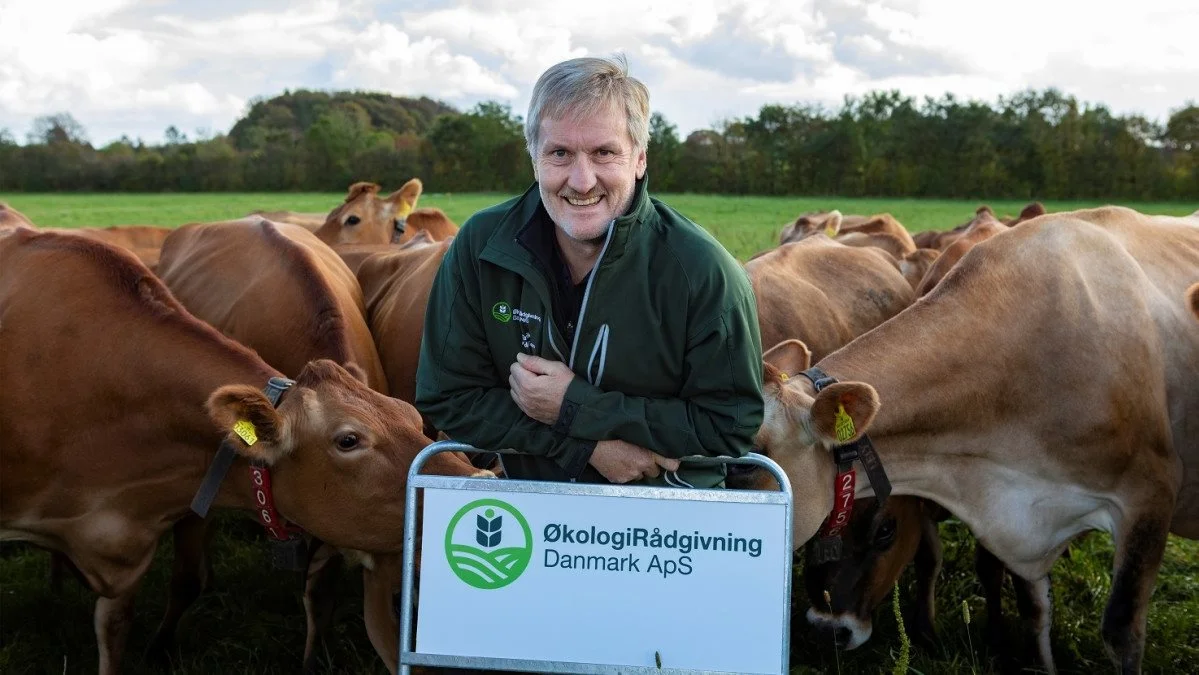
{"left": 2, "top": 88, "right": 1196, "bottom": 200}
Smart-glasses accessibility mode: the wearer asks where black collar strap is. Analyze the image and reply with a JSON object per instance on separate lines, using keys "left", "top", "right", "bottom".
{"left": 799, "top": 367, "right": 893, "bottom": 565}
{"left": 191, "top": 376, "right": 296, "bottom": 518}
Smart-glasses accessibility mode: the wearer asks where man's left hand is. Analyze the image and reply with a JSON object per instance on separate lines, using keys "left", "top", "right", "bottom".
{"left": 509, "top": 353, "right": 575, "bottom": 425}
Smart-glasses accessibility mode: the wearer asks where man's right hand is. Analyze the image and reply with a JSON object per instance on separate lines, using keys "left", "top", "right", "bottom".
{"left": 588, "top": 439, "right": 680, "bottom": 483}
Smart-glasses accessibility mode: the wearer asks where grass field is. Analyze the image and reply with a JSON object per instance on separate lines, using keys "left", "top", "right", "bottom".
{"left": 1, "top": 192, "right": 1197, "bottom": 675}
{"left": 4, "top": 191, "right": 1197, "bottom": 261}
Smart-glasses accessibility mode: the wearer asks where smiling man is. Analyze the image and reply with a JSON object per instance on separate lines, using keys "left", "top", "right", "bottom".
{"left": 415, "top": 55, "right": 763, "bottom": 487}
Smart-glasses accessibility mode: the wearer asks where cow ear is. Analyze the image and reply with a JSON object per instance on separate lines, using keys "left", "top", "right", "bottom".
{"left": 809, "top": 382, "right": 879, "bottom": 445}
{"left": 344, "top": 181, "right": 380, "bottom": 203}
{"left": 763, "top": 339, "right": 811, "bottom": 378}
{"left": 823, "top": 210, "right": 843, "bottom": 237}
{"left": 387, "top": 178, "right": 423, "bottom": 214}
{"left": 206, "top": 385, "right": 286, "bottom": 464}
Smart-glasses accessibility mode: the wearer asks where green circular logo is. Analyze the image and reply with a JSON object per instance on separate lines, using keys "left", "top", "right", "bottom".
{"left": 491, "top": 302, "right": 512, "bottom": 323}
{"left": 444, "top": 499, "right": 532, "bottom": 590}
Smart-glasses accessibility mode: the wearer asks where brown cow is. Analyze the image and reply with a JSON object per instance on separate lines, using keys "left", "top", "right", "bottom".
{"left": 249, "top": 210, "right": 327, "bottom": 230}
{"left": 333, "top": 230, "right": 437, "bottom": 275}
{"left": 156, "top": 219, "right": 439, "bottom": 673}
{"left": 911, "top": 202, "right": 1046, "bottom": 252}
{"left": 914, "top": 208, "right": 1009, "bottom": 296}
{"left": 313, "top": 179, "right": 425, "bottom": 246}
{"left": 355, "top": 240, "right": 453, "bottom": 431}
{"left": 745, "top": 234, "right": 914, "bottom": 361}
{"left": 779, "top": 210, "right": 866, "bottom": 244}
{"left": 0, "top": 229, "right": 479, "bottom": 675}
{"left": 780, "top": 210, "right": 915, "bottom": 253}
{"left": 751, "top": 206, "right": 1199, "bottom": 674}
{"left": 157, "top": 219, "right": 388, "bottom": 393}
{"left": 0, "top": 201, "right": 35, "bottom": 228}
{"left": 745, "top": 341, "right": 1044, "bottom": 662}
{"left": 405, "top": 207, "right": 459, "bottom": 241}
{"left": 41, "top": 225, "right": 175, "bottom": 271}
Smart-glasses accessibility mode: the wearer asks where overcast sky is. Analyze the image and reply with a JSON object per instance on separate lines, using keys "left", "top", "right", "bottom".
{"left": 2, "top": 0, "right": 1196, "bottom": 146}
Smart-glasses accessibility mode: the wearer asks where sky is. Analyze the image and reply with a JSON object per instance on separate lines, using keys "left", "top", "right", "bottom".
{"left": 1, "top": 0, "right": 1197, "bottom": 146}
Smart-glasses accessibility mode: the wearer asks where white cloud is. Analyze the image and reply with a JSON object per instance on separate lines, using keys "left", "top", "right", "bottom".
{"left": 0, "top": 0, "right": 1195, "bottom": 146}
{"left": 334, "top": 22, "right": 518, "bottom": 100}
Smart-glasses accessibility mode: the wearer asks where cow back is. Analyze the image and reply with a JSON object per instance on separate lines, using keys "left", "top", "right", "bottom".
{"left": 157, "top": 219, "right": 389, "bottom": 393}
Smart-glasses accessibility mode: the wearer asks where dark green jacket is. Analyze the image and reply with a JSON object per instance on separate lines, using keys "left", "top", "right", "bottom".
{"left": 414, "top": 177, "right": 763, "bottom": 487}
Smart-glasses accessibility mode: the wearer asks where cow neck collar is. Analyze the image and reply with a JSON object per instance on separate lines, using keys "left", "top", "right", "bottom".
{"left": 190, "top": 377, "right": 304, "bottom": 546}
{"left": 800, "top": 366, "right": 893, "bottom": 565}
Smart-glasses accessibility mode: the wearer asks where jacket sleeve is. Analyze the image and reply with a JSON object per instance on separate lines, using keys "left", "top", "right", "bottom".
{"left": 559, "top": 284, "right": 764, "bottom": 459}
{"left": 415, "top": 235, "right": 596, "bottom": 477}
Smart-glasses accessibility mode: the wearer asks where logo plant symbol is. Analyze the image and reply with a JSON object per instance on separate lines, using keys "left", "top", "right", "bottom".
{"left": 491, "top": 302, "right": 512, "bottom": 323}
{"left": 445, "top": 499, "right": 532, "bottom": 589}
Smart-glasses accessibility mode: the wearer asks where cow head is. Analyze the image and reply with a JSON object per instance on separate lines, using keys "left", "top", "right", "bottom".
{"left": 206, "top": 358, "right": 436, "bottom": 552}
{"left": 316, "top": 179, "right": 424, "bottom": 246}
{"left": 803, "top": 496, "right": 943, "bottom": 649}
{"left": 779, "top": 210, "right": 843, "bottom": 245}
{"left": 742, "top": 339, "right": 883, "bottom": 546}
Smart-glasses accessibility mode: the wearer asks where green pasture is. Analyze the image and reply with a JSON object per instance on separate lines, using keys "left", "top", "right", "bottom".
{"left": 1, "top": 192, "right": 1197, "bottom": 674}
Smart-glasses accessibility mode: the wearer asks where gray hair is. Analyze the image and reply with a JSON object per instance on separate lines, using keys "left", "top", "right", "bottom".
{"left": 524, "top": 54, "right": 651, "bottom": 158}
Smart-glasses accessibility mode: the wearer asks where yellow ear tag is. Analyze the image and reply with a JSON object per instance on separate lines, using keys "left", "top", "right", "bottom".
{"left": 834, "top": 403, "right": 856, "bottom": 443}
{"left": 824, "top": 225, "right": 838, "bottom": 237}
{"left": 778, "top": 372, "right": 789, "bottom": 381}
{"left": 233, "top": 420, "right": 258, "bottom": 446}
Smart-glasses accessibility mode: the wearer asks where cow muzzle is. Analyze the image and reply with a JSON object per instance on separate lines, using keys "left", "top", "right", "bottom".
{"left": 806, "top": 607, "right": 872, "bottom": 649}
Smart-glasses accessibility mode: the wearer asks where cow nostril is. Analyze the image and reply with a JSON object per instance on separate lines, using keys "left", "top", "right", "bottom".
{"left": 833, "top": 626, "right": 853, "bottom": 646}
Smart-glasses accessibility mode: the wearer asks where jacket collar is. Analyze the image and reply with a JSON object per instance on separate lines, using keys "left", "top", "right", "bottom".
{"left": 481, "top": 174, "right": 653, "bottom": 270}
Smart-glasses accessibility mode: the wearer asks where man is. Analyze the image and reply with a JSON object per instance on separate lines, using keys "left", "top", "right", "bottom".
{"left": 415, "top": 55, "right": 763, "bottom": 487}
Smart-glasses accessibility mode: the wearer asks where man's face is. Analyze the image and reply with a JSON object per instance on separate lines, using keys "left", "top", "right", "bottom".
{"left": 534, "top": 103, "right": 647, "bottom": 244}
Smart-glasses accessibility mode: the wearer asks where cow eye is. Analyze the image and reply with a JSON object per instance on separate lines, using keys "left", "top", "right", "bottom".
{"left": 336, "top": 433, "right": 360, "bottom": 451}
{"left": 394, "top": 218, "right": 406, "bottom": 233}
{"left": 873, "top": 519, "right": 896, "bottom": 548}
{"left": 346, "top": 215, "right": 361, "bottom": 226}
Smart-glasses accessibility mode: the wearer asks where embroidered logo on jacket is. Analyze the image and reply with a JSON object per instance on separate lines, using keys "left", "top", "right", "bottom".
{"left": 491, "top": 302, "right": 512, "bottom": 323}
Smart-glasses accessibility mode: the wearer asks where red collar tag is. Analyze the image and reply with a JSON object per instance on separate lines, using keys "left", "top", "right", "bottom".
{"left": 249, "top": 464, "right": 302, "bottom": 541}
{"left": 819, "top": 466, "right": 856, "bottom": 538}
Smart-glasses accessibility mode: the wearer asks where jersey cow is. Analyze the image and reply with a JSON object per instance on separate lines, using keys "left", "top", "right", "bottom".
{"left": 157, "top": 220, "right": 472, "bottom": 673}
{"left": 0, "top": 230, "right": 451, "bottom": 675}
{"left": 745, "top": 234, "right": 914, "bottom": 361}
{"left": 314, "top": 179, "right": 435, "bottom": 246}
{"left": 752, "top": 207, "right": 1199, "bottom": 674}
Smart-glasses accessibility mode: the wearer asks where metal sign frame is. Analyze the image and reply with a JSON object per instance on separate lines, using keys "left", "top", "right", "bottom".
{"left": 398, "top": 440, "right": 794, "bottom": 675}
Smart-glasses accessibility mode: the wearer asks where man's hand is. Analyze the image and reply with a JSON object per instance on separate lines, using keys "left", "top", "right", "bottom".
{"left": 509, "top": 353, "right": 575, "bottom": 425}
{"left": 588, "top": 439, "right": 681, "bottom": 483}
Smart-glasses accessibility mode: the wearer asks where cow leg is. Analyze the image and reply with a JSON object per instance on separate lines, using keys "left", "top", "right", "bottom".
{"left": 1012, "top": 573, "right": 1055, "bottom": 675}
{"left": 974, "top": 543, "right": 1008, "bottom": 654}
{"left": 302, "top": 541, "right": 344, "bottom": 674}
{"left": 363, "top": 553, "right": 404, "bottom": 674}
{"left": 95, "top": 588, "right": 139, "bottom": 675}
{"left": 1101, "top": 516, "right": 1169, "bottom": 674}
{"left": 911, "top": 513, "right": 943, "bottom": 649}
{"left": 146, "top": 515, "right": 211, "bottom": 664}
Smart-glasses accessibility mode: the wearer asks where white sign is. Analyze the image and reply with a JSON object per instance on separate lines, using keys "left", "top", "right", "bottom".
{"left": 415, "top": 487, "right": 789, "bottom": 674}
